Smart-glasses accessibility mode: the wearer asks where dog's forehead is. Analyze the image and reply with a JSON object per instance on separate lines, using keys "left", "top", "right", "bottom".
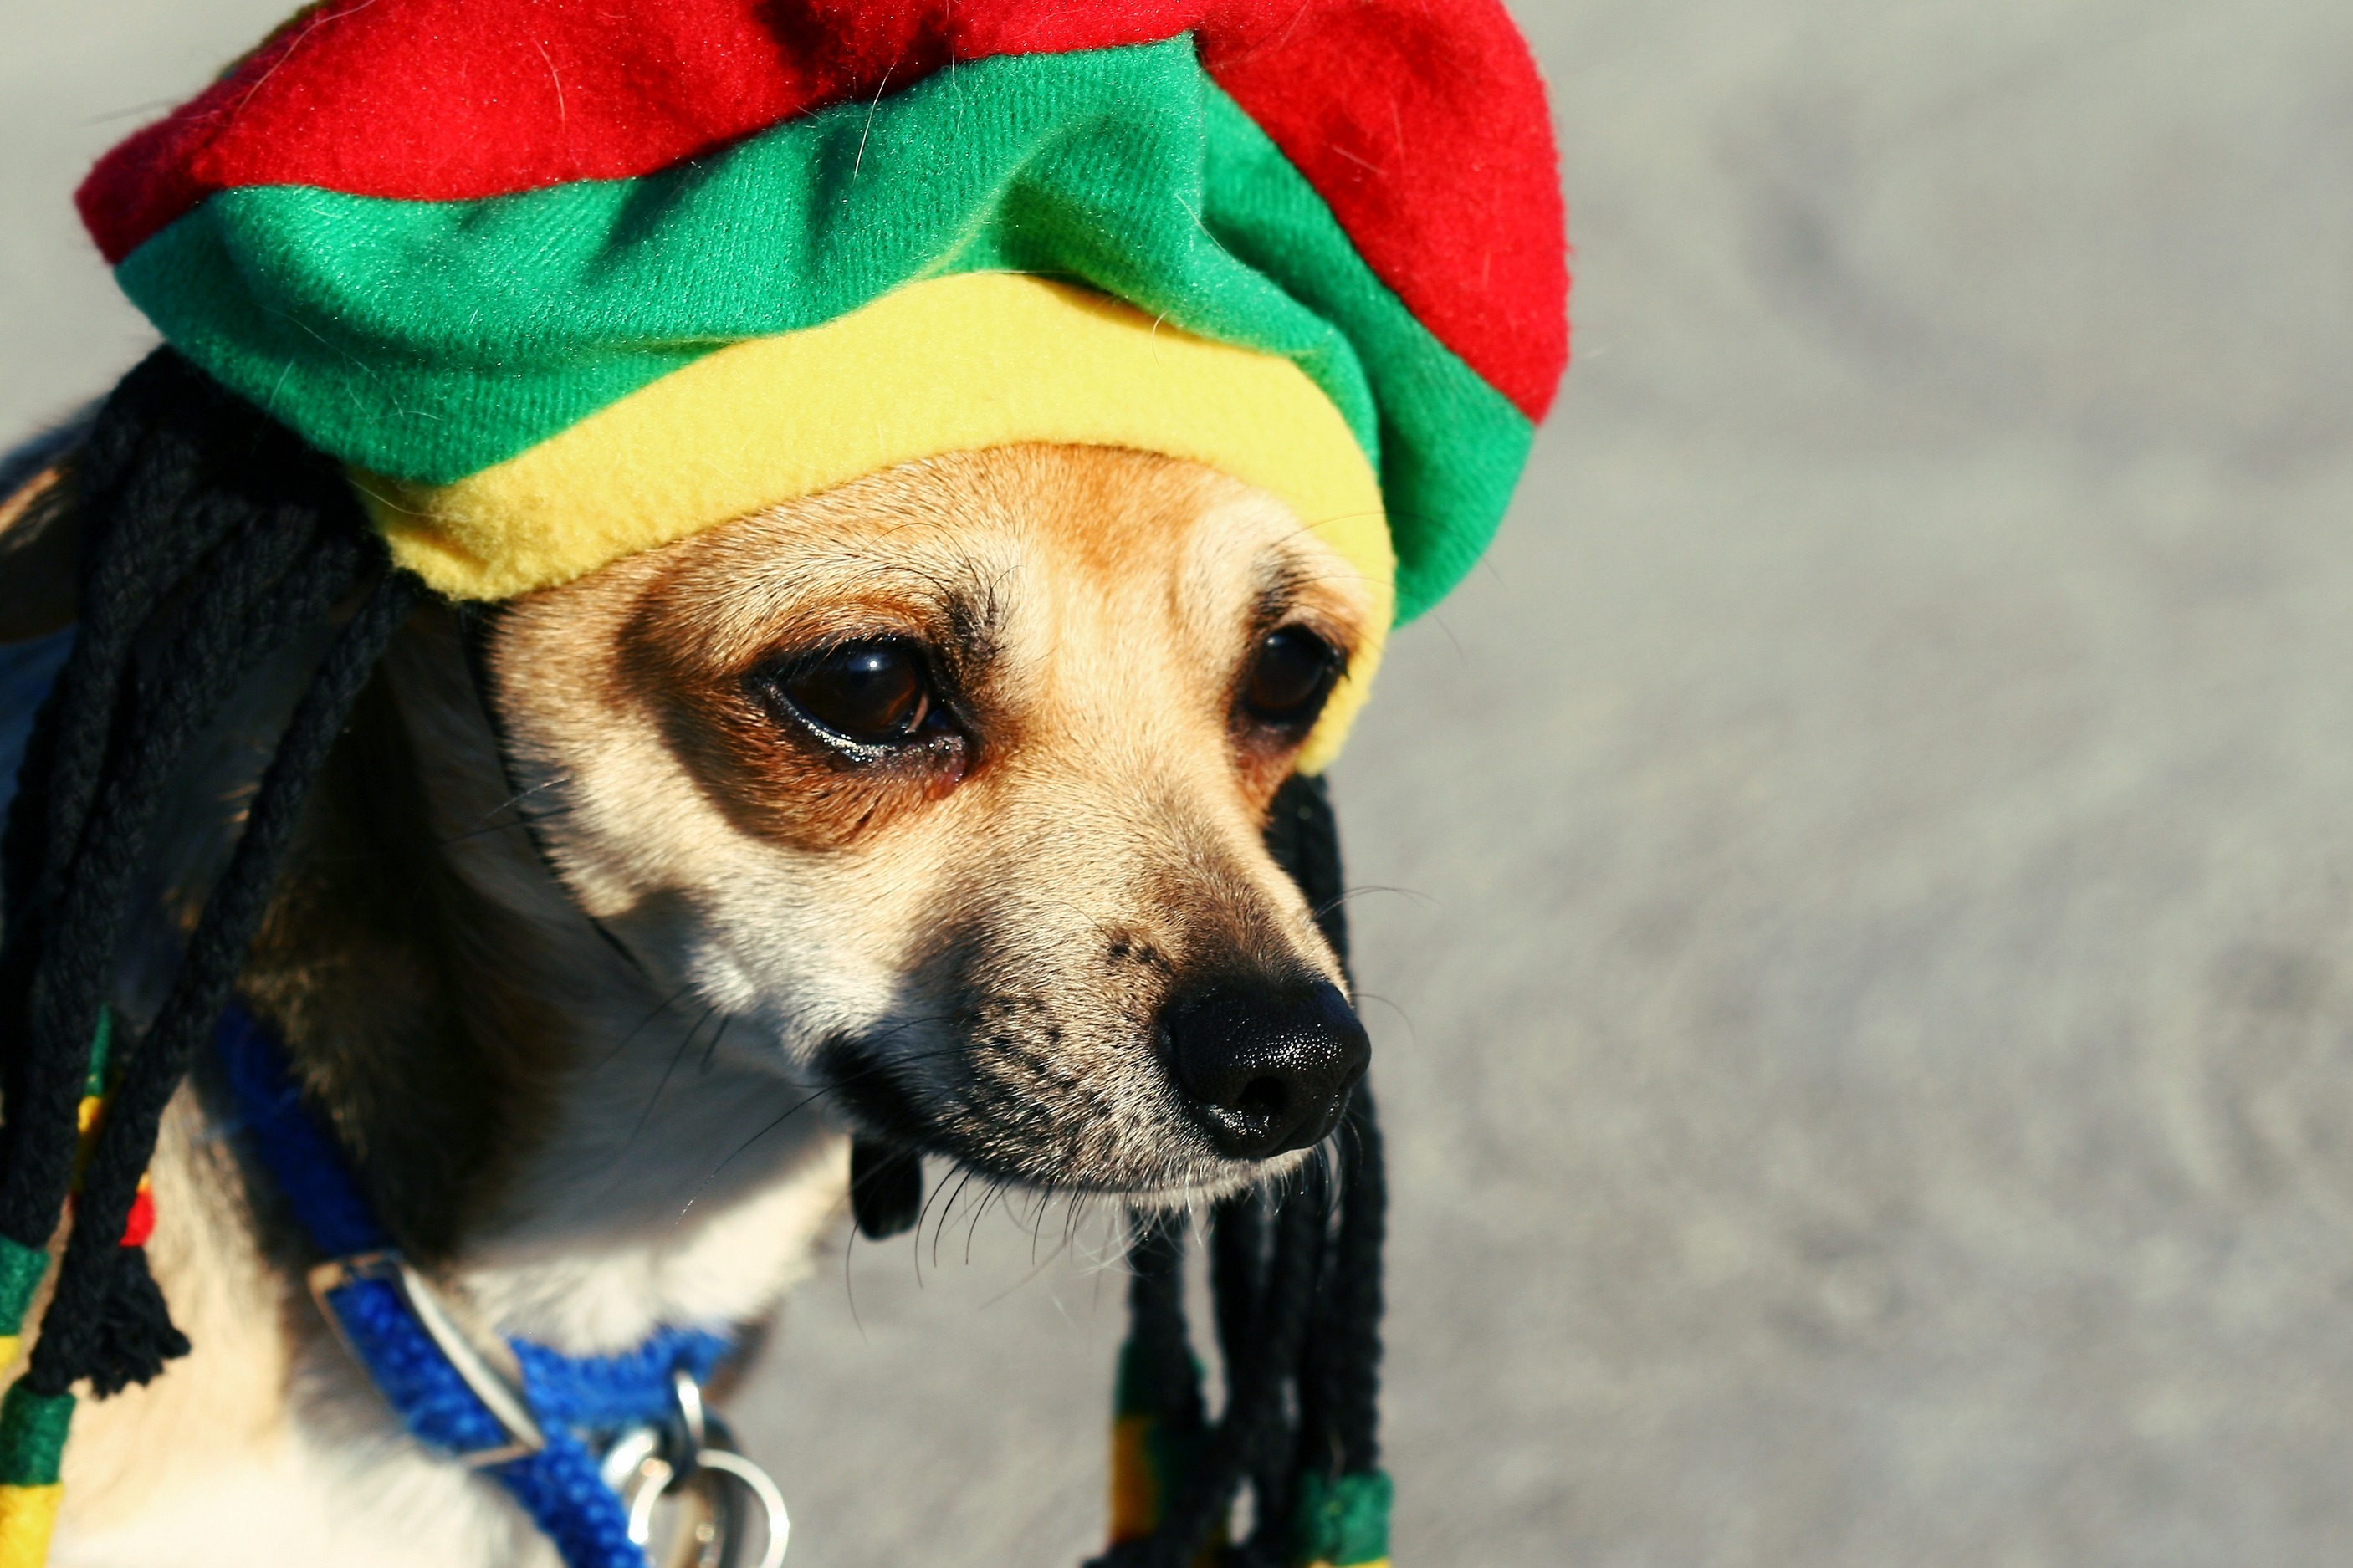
{"left": 636, "top": 444, "right": 1353, "bottom": 657}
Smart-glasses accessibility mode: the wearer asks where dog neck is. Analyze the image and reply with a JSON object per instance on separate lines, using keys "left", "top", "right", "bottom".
{"left": 53, "top": 605, "right": 848, "bottom": 1560}
{"left": 231, "top": 605, "right": 849, "bottom": 1356}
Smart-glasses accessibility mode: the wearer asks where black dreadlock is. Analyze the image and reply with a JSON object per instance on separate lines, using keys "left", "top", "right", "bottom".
{"left": 1092, "top": 774, "right": 1389, "bottom": 1568}
{"left": 0, "top": 349, "right": 420, "bottom": 1397}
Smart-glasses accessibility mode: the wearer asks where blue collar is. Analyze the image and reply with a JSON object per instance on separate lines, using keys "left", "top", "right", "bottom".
{"left": 215, "top": 1003, "right": 739, "bottom": 1568}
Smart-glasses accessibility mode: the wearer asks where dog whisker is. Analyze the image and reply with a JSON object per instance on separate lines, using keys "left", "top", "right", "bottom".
{"left": 698, "top": 1013, "right": 734, "bottom": 1073}
{"left": 672, "top": 1043, "right": 974, "bottom": 1225}
{"left": 596, "top": 982, "right": 698, "bottom": 1070}
{"left": 621, "top": 1003, "right": 720, "bottom": 1155}
{"left": 1348, "top": 989, "right": 1417, "bottom": 1044}
{"left": 429, "top": 807, "right": 578, "bottom": 849}
{"left": 465, "top": 773, "right": 574, "bottom": 830}
{"left": 974, "top": 1172, "right": 1014, "bottom": 1266}
{"left": 973, "top": 1215, "right": 1087, "bottom": 1310}
{"left": 1314, "top": 882, "right": 1435, "bottom": 919}
{"left": 927, "top": 1167, "right": 981, "bottom": 1277}
{"left": 838, "top": 1198, "right": 868, "bottom": 1345}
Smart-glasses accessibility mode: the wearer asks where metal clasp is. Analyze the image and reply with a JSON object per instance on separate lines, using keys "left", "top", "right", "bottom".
{"left": 600, "top": 1370, "right": 790, "bottom": 1568}
{"left": 308, "top": 1250, "right": 549, "bottom": 1468}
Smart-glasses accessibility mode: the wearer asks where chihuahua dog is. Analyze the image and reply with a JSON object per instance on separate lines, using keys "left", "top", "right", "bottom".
{"left": 0, "top": 430, "right": 1378, "bottom": 1567}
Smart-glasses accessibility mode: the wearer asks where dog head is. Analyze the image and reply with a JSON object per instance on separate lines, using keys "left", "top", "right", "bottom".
{"left": 482, "top": 443, "right": 1380, "bottom": 1200}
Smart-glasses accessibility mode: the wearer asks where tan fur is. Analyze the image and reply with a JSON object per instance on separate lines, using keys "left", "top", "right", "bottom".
{"left": 60, "top": 1100, "right": 289, "bottom": 1529}
{"left": 33, "top": 442, "right": 1376, "bottom": 1565}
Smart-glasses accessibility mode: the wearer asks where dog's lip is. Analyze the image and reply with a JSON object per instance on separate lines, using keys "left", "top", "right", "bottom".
{"left": 811, "top": 1034, "right": 935, "bottom": 1147}
{"left": 810, "top": 1031, "right": 1318, "bottom": 1196}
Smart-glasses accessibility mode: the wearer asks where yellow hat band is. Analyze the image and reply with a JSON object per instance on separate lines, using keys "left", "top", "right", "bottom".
{"left": 356, "top": 273, "right": 1393, "bottom": 765}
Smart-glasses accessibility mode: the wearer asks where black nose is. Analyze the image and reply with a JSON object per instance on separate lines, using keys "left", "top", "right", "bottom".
{"left": 1163, "top": 978, "right": 1370, "bottom": 1159}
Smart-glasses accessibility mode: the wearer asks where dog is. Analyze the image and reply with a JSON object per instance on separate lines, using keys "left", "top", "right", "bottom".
{"left": 2, "top": 5, "right": 1572, "bottom": 1561}
{"left": 0, "top": 431, "right": 1379, "bottom": 1566}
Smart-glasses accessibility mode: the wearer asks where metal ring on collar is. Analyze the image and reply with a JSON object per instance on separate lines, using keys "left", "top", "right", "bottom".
{"left": 600, "top": 1378, "right": 790, "bottom": 1568}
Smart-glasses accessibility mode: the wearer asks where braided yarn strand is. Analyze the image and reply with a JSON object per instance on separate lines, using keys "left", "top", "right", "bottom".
{"left": 26, "top": 565, "right": 418, "bottom": 1399}
{"left": 10, "top": 503, "right": 354, "bottom": 1255}
{"left": 0, "top": 350, "right": 424, "bottom": 1415}
{"left": 0, "top": 355, "right": 361, "bottom": 1247}
{"left": 0, "top": 360, "right": 257, "bottom": 1244}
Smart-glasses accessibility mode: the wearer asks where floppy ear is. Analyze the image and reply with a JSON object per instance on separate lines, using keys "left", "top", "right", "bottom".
{"left": 0, "top": 409, "right": 94, "bottom": 643}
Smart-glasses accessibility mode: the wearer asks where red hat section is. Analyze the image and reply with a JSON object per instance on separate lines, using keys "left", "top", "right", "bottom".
{"left": 79, "top": 0, "right": 1566, "bottom": 419}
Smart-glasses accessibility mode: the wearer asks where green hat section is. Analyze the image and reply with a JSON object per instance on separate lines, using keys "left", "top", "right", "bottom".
{"left": 112, "top": 38, "right": 1530, "bottom": 621}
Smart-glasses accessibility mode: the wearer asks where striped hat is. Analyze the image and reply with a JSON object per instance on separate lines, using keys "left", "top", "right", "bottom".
{"left": 79, "top": 0, "right": 1568, "bottom": 761}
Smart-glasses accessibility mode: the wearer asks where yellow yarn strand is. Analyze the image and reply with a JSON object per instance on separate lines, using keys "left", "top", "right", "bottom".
{"left": 1107, "top": 1414, "right": 1159, "bottom": 1543}
{"left": 0, "top": 1484, "right": 62, "bottom": 1568}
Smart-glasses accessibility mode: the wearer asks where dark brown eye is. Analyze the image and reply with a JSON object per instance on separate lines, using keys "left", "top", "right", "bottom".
{"left": 1244, "top": 626, "right": 1342, "bottom": 727}
{"left": 778, "top": 641, "right": 935, "bottom": 746}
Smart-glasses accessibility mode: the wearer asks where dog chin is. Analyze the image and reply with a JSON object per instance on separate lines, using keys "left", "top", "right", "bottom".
{"left": 1090, "top": 1145, "right": 1329, "bottom": 1212}
{"left": 812, "top": 1032, "right": 1317, "bottom": 1200}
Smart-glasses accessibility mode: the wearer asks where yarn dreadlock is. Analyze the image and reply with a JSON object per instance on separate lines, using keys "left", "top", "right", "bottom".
{"left": 1095, "top": 775, "right": 1392, "bottom": 1568}
{"left": 0, "top": 349, "right": 419, "bottom": 1404}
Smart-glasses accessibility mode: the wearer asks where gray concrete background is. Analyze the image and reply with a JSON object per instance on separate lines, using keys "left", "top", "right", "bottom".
{"left": 8, "top": 2, "right": 2353, "bottom": 1563}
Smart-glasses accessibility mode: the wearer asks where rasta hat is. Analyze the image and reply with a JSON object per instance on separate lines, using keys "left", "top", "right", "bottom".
{"left": 78, "top": 0, "right": 1569, "bottom": 764}
{"left": 0, "top": 3, "right": 1565, "bottom": 1565}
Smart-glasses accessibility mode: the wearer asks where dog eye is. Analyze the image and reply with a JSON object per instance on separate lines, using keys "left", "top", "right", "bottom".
{"left": 1243, "top": 627, "right": 1343, "bottom": 727}
{"left": 778, "top": 641, "right": 936, "bottom": 746}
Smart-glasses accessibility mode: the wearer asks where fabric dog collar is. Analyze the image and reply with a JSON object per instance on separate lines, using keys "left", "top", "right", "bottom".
{"left": 212, "top": 1003, "right": 776, "bottom": 1568}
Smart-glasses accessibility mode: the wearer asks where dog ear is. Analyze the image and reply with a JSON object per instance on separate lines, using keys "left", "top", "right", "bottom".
{"left": 0, "top": 411, "right": 93, "bottom": 643}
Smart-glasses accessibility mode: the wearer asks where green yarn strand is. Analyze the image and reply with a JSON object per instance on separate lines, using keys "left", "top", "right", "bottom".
{"left": 1292, "top": 1470, "right": 1393, "bottom": 1567}
{"left": 80, "top": 1009, "right": 111, "bottom": 1100}
{"left": 0, "top": 1386, "right": 74, "bottom": 1489}
{"left": 0, "top": 1244, "right": 47, "bottom": 1341}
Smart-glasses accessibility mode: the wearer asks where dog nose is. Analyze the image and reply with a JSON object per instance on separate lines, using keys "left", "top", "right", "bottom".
{"left": 1163, "top": 978, "right": 1370, "bottom": 1159}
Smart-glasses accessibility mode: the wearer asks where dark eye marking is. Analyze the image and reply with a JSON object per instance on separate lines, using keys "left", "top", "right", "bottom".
{"left": 1241, "top": 626, "right": 1343, "bottom": 730}
{"left": 754, "top": 639, "right": 955, "bottom": 750}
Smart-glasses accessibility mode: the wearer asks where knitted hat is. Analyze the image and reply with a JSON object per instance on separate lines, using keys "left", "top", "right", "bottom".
{"left": 78, "top": 0, "right": 1568, "bottom": 762}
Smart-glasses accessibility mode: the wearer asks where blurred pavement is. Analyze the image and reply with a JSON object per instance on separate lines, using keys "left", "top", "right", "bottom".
{"left": 10, "top": 2, "right": 2353, "bottom": 1563}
